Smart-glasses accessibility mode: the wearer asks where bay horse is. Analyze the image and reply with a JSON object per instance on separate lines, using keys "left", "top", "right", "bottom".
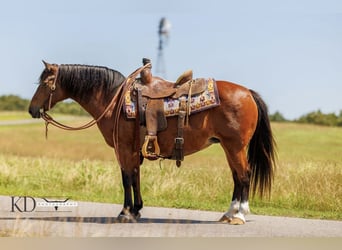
{"left": 28, "top": 61, "right": 276, "bottom": 225}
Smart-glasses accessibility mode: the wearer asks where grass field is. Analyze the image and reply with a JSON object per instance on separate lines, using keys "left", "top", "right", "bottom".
{"left": 0, "top": 111, "right": 32, "bottom": 121}
{"left": 0, "top": 111, "right": 341, "bottom": 220}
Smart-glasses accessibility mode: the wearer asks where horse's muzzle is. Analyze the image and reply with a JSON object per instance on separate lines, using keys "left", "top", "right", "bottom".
{"left": 28, "top": 106, "right": 42, "bottom": 118}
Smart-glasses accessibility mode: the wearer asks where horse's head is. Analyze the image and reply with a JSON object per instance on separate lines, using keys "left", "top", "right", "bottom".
{"left": 29, "top": 61, "right": 68, "bottom": 118}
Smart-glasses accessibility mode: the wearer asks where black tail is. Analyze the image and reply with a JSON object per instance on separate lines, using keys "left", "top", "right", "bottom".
{"left": 248, "top": 90, "right": 277, "bottom": 197}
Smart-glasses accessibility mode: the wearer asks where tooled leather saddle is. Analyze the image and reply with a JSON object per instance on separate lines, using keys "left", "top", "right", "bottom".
{"left": 125, "top": 60, "right": 220, "bottom": 167}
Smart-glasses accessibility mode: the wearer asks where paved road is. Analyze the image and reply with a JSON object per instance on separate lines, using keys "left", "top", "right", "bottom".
{"left": 0, "top": 119, "right": 43, "bottom": 126}
{"left": 0, "top": 117, "right": 76, "bottom": 126}
{"left": 0, "top": 196, "right": 341, "bottom": 237}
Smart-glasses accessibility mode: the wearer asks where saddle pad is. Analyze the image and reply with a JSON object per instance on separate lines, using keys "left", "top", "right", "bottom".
{"left": 124, "top": 78, "right": 220, "bottom": 119}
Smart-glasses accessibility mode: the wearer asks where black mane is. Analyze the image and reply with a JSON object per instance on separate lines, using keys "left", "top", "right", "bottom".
{"left": 57, "top": 64, "right": 126, "bottom": 102}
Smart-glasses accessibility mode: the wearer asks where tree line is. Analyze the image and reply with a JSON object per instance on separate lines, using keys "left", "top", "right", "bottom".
{"left": 1, "top": 94, "right": 341, "bottom": 127}
{"left": 0, "top": 95, "right": 88, "bottom": 116}
{"left": 269, "top": 110, "right": 342, "bottom": 127}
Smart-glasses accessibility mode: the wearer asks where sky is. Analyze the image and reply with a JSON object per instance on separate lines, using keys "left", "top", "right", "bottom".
{"left": 0, "top": 0, "right": 341, "bottom": 119}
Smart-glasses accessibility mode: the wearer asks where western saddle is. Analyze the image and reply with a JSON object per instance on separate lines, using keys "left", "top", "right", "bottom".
{"left": 134, "top": 58, "right": 207, "bottom": 167}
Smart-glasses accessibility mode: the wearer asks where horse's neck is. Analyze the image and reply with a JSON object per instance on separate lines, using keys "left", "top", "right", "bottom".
{"left": 71, "top": 90, "right": 116, "bottom": 120}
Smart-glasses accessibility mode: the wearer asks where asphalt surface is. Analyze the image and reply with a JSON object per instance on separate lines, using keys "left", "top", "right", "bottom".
{"left": 0, "top": 119, "right": 43, "bottom": 126}
{"left": 0, "top": 196, "right": 341, "bottom": 237}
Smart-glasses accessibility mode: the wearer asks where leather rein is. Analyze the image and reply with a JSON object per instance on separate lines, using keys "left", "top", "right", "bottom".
{"left": 41, "top": 63, "right": 151, "bottom": 139}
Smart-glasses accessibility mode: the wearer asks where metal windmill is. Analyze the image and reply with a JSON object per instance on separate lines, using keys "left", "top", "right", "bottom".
{"left": 156, "top": 17, "right": 171, "bottom": 78}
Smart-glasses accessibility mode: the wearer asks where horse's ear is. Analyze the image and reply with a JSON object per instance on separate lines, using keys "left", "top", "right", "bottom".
{"left": 42, "top": 60, "right": 50, "bottom": 69}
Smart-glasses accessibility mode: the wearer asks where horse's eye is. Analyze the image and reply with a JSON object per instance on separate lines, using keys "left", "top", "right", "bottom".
{"left": 47, "top": 76, "right": 55, "bottom": 81}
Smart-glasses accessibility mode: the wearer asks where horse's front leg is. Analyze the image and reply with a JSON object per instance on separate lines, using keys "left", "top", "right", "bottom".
{"left": 118, "top": 162, "right": 143, "bottom": 222}
{"left": 132, "top": 165, "right": 143, "bottom": 218}
{"left": 118, "top": 169, "right": 139, "bottom": 222}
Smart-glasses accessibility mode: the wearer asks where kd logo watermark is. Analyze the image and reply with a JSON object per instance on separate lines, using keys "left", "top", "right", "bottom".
{"left": 10, "top": 196, "right": 78, "bottom": 213}
{"left": 11, "top": 196, "right": 36, "bottom": 212}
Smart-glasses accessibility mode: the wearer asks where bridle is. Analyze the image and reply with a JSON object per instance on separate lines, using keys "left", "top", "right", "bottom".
{"left": 41, "top": 63, "right": 151, "bottom": 139}
{"left": 41, "top": 65, "right": 115, "bottom": 137}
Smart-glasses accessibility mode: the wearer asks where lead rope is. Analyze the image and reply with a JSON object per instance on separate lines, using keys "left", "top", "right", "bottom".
{"left": 112, "top": 63, "right": 151, "bottom": 165}
{"left": 186, "top": 80, "right": 193, "bottom": 126}
{"left": 45, "top": 92, "right": 54, "bottom": 139}
{"left": 45, "top": 119, "right": 49, "bottom": 139}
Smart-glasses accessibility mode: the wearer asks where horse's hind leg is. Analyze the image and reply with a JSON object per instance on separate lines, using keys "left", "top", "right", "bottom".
{"left": 220, "top": 145, "right": 251, "bottom": 224}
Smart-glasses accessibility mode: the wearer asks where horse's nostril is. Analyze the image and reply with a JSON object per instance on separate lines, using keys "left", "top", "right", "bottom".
{"left": 28, "top": 107, "right": 41, "bottom": 118}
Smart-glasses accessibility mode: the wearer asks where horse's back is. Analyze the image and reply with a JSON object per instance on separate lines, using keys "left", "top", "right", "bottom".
{"left": 216, "top": 80, "right": 258, "bottom": 115}
{"left": 216, "top": 80, "right": 254, "bottom": 103}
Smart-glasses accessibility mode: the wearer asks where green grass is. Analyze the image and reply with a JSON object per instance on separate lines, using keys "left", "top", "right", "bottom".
{"left": 272, "top": 122, "right": 342, "bottom": 163}
{"left": 0, "top": 112, "right": 341, "bottom": 220}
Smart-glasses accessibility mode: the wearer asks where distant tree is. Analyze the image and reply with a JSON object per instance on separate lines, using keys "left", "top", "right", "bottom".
{"left": 269, "top": 111, "right": 287, "bottom": 122}
{"left": 0, "top": 95, "right": 88, "bottom": 116}
{"left": 296, "top": 110, "right": 340, "bottom": 127}
{"left": 337, "top": 110, "right": 342, "bottom": 127}
{"left": 0, "top": 95, "right": 29, "bottom": 111}
{"left": 52, "top": 101, "right": 89, "bottom": 116}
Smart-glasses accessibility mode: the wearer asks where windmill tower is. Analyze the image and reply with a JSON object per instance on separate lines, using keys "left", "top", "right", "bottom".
{"left": 156, "top": 17, "right": 171, "bottom": 78}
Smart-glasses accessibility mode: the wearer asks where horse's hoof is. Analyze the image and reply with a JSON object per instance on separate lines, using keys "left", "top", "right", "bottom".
{"left": 219, "top": 214, "right": 246, "bottom": 225}
{"left": 117, "top": 212, "right": 138, "bottom": 223}
{"left": 229, "top": 217, "right": 245, "bottom": 225}
{"left": 219, "top": 215, "right": 232, "bottom": 223}
{"left": 135, "top": 212, "right": 141, "bottom": 220}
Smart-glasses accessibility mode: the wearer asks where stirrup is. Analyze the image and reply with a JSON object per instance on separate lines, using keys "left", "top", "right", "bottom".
{"left": 142, "top": 135, "right": 160, "bottom": 160}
